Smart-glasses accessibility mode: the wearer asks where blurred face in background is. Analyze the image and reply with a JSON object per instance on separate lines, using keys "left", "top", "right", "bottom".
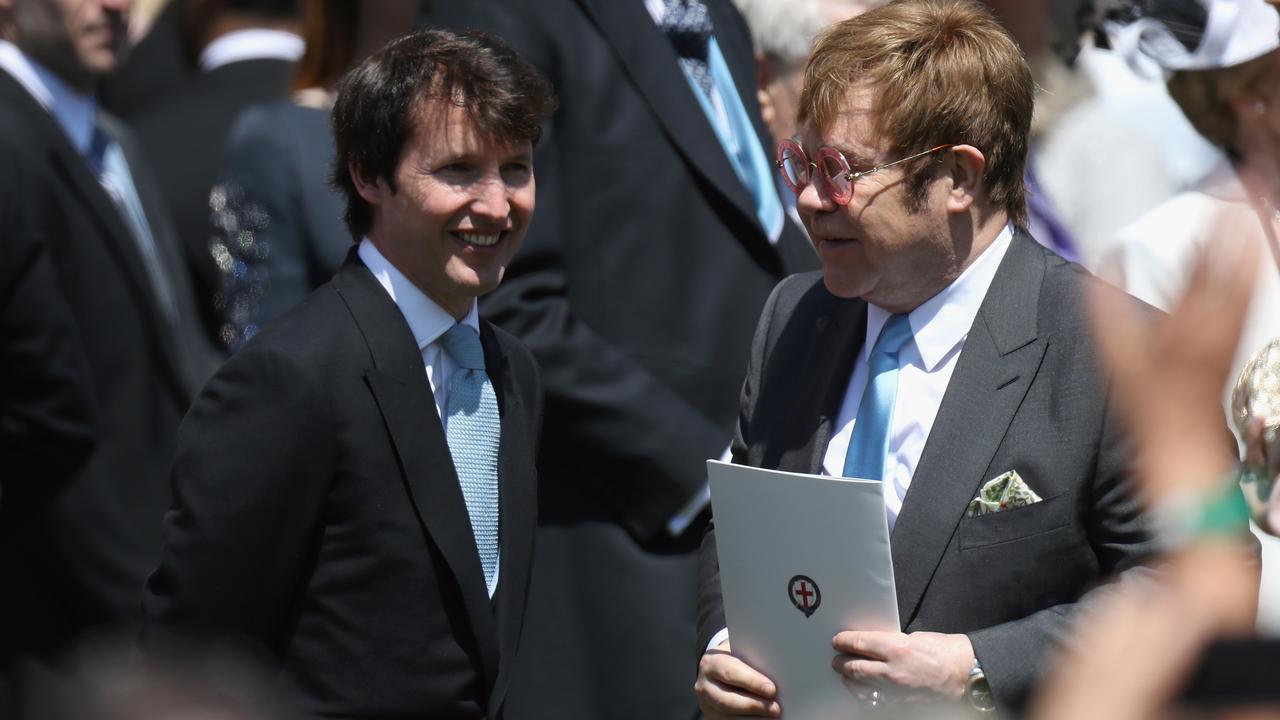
{"left": 757, "top": 0, "right": 880, "bottom": 147}
{"left": 6, "top": 0, "right": 131, "bottom": 91}
{"left": 1229, "top": 51, "right": 1280, "bottom": 183}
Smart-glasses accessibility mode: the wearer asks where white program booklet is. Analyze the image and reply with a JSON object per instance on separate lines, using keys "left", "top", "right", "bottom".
{"left": 707, "top": 460, "right": 899, "bottom": 720}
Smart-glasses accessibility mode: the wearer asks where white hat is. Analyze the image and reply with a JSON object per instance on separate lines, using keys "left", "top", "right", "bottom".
{"left": 1105, "top": 0, "right": 1280, "bottom": 78}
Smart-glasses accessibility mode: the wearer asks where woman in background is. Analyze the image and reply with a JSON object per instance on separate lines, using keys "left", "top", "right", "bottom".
{"left": 211, "top": 0, "right": 413, "bottom": 349}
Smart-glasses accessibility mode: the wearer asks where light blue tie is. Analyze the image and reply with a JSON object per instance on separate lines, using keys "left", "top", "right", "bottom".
{"left": 843, "top": 315, "right": 913, "bottom": 481}
{"left": 89, "top": 125, "right": 178, "bottom": 324}
{"left": 440, "top": 324, "right": 500, "bottom": 590}
{"left": 685, "top": 38, "right": 785, "bottom": 242}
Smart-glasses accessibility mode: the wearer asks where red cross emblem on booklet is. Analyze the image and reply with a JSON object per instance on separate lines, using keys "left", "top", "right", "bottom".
{"left": 788, "top": 574, "right": 822, "bottom": 618}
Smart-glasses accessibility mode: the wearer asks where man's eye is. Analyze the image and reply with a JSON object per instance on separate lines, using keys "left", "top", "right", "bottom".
{"left": 440, "top": 163, "right": 473, "bottom": 174}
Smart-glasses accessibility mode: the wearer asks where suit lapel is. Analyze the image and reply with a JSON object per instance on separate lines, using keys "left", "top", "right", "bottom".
{"left": 482, "top": 320, "right": 537, "bottom": 715}
{"left": 0, "top": 74, "right": 189, "bottom": 398}
{"left": 575, "top": 0, "right": 767, "bottom": 240}
{"left": 770, "top": 292, "right": 865, "bottom": 475}
{"left": 889, "top": 233, "right": 1049, "bottom": 627}
{"left": 335, "top": 259, "right": 502, "bottom": 691}
{"left": 101, "top": 113, "right": 197, "bottom": 393}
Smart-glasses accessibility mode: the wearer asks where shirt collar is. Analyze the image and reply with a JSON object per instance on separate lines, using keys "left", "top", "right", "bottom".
{"left": 643, "top": 0, "right": 667, "bottom": 23}
{"left": 358, "top": 238, "right": 479, "bottom": 350}
{"left": 0, "top": 40, "right": 97, "bottom": 156}
{"left": 864, "top": 223, "right": 1015, "bottom": 372}
{"left": 198, "top": 29, "right": 304, "bottom": 72}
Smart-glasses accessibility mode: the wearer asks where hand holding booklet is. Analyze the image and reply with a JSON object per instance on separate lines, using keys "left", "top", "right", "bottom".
{"left": 707, "top": 460, "right": 899, "bottom": 719}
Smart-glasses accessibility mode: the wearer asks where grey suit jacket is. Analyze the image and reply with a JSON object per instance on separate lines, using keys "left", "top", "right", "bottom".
{"left": 697, "top": 231, "right": 1158, "bottom": 711}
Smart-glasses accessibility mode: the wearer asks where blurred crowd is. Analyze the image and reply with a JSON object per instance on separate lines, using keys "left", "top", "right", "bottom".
{"left": 3, "top": 0, "right": 1280, "bottom": 718}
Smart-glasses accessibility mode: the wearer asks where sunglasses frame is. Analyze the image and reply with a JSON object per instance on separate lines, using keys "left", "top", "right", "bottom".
{"left": 776, "top": 140, "right": 956, "bottom": 206}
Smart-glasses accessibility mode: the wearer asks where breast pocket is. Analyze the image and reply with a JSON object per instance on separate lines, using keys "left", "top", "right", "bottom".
{"left": 958, "top": 493, "right": 1071, "bottom": 550}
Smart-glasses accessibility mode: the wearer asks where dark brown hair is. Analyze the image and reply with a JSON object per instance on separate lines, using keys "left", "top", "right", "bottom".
{"left": 330, "top": 28, "right": 557, "bottom": 239}
{"left": 799, "top": 0, "right": 1033, "bottom": 225}
{"left": 1167, "top": 50, "right": 1280, "bottom": 155}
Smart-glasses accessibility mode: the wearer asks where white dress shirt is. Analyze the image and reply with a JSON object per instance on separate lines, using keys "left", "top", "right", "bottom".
{"left": 198, "top": 28, "right": 304, "bottom": 72}
{"left": 358, "top": 239, "right": 501, "bottom": 597}
{"left": 822, "top": 224, "right": 1014, "bottom": 532}
{"left": 0, "top": 40, "right": 96, "bottom": 155}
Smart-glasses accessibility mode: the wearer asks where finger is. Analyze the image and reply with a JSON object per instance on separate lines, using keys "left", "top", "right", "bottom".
{"left": 696, "top": 676, "right": 782, "bottom": 717}
{"left": 832, "top": 654, "right": 893, "bottom": 687}
{"left": 700, "top": 652, "right": 777, "bottom": 699}
{"left": 832, "top": 630, "right": 895, "bottom": 660}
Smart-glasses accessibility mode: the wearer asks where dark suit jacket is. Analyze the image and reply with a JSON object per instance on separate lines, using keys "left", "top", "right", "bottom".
{"left": 0, "top": 148, "right": 96, "bottom": 490}
{"left": 0, "top": 67, "right": 215, "bottom": 717}
{"left": 214, "top": 102, "right": 350, "bottom": 347}
{"left": 417, "top": 1, "right": 817, "bottom": 716}
{"left": 143, "top": 255, "right": 542, "bottom": 719}
{"left": 697, "top": 232, "right": 1159, "bottom": 711}
{"left": 130, "top": 57, "right": 295, "bottom": 344}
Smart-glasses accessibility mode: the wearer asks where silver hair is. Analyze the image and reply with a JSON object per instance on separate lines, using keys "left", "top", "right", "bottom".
{"left": 731, "top": 0, "right": 830, "bottom": 67}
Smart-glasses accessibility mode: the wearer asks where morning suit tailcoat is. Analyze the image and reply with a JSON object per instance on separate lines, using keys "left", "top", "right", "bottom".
{"left": 130, "top": 57, "right": 295, "bottom": 345}
{"left": 0, "top": 68, "right": 215, "bottom": 717}
{"left": 416, "top": 1, "right": 817, "bottom": 716}
{"left": 143, "top": 255, "right": 542, "bottom": 719}
{"left": 697, "top": 232, "right": 1159, "bottom": 712}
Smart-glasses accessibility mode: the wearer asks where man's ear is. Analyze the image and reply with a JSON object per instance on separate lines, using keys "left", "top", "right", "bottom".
{"left": 349, "top": 160, "right": 387, "bottom": 206}
{"left": 943, "top": 144, "right": 986, "bottom": 214}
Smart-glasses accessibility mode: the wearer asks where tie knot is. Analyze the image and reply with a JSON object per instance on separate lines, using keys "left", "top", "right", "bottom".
{"left": 440, "top": 323, "right": 485, "bottom": 370}
{"left": 874, "top": 314, "right": 913, "bottom": 357}
{"left": 660, "top": 0, "right": 713, "bottom": 60}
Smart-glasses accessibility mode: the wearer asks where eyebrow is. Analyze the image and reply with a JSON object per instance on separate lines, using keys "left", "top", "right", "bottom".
{"left": 827, "top": 144, "right": 876, "bottom": 167}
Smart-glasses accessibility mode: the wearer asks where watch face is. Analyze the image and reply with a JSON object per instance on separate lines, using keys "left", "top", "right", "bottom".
{"left": 967, "top": 675, "right": 996, "bottom": 713}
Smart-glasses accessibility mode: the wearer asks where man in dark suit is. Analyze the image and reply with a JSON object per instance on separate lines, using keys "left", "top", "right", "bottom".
{"left": 0, "top": 152, "right": 96, "bottom": 514}
{"left": 0, "top": 0, "right": 217, "bottom": 715}
{"left": 143, "top": 29, "right": 555, "bottom": 718}
{"left": 695, "top": 1, "right": 1157, "bottom": 716}
{"left": 416, "top": 1, "right": 817, "bottom": 716}
{"left": 129, "top": 0, "right": 301, "bottom": 346}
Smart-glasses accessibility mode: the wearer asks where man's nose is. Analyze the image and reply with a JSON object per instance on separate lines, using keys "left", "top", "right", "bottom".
{"left": 795, "top": 180, "right": 835, "bottom": 215}
{"left": 470, "top": 174, "right": 511, "bottom": 218}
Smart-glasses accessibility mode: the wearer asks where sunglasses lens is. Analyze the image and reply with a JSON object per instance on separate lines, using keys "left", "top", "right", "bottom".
{"left": 779, "top": 148, "right": 808, "bottom": 192}
{"left": 820, "top": 154, "right": 852, "bottom": 203}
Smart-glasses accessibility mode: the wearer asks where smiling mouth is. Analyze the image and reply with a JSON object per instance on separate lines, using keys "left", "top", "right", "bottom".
{"left": 451, "top": 231, "right": 505, "bottom": 247}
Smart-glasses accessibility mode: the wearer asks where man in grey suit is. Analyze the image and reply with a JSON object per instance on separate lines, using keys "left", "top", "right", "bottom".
{"left": 694, "top": 1, "right": 1157, "bottom": 716}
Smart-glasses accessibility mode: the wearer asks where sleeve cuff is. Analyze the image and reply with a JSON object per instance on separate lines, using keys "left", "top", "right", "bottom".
{"left": 666, "top": 482, "right": 710, "bottom": 537}
{"left": 706, "top": 627, "right": 730, "bottom": 654}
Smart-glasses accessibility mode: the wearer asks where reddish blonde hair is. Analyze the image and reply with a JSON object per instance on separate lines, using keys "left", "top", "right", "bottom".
{"left": 799, "top": 0, "right": 1033, "bottom": 225}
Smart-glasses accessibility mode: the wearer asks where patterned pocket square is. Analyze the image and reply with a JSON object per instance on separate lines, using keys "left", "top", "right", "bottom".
{"left": 966, "top": 470, "right": 1042, "bottom": 518}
